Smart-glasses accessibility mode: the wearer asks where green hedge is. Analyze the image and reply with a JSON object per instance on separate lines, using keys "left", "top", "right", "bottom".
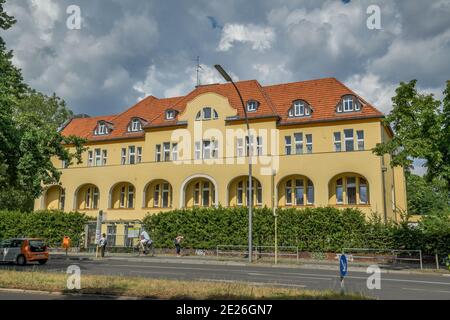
{"left": 143, "top": 207, "right": 450, "bottom": 255}
{"left": 0, "top": 210, "right": 88, "bottom": 245}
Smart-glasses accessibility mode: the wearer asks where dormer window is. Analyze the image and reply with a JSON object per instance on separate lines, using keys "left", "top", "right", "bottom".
{"left": 196, "top": 107, "right": 219, "bottom": 121}
{"left": 246, "top": 100, "right": 259, "bottom": 112}
{"left": 337, "top": 95, "right": 362, "bottom": 113}
{"left": 165, "top": 109, "right": 177, "bottom": 120}
{"left": 94, "top": 121, "right": 110, "bottom": 136}
{"left": 288, "top": 100, "right": 312, "bottom": 118}
{"left": 128, "top": 118, "right": 142, "bottom": 132}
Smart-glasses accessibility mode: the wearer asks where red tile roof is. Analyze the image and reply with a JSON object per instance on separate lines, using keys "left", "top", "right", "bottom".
{"left": 61, "top": 77, "right": 384, "bottom": 141}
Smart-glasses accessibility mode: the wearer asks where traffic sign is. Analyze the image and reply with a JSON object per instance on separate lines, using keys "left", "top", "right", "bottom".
{"left": 339, "top": 254, "right": 348, "bottom": 277}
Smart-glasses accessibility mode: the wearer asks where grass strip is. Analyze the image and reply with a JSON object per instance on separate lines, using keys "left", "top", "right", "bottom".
{"left": 0, "top": 269, "right": 369, "bottom": 300}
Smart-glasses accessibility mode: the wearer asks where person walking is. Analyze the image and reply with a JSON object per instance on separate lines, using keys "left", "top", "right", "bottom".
{"left": 99, "top": 233, "right": 107, "bottom": 258}
{"left": 174, "top": 235, "right": 184, "bottom": 257}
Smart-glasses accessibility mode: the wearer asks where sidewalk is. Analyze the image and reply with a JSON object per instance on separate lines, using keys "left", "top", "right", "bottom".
{"left": 50, "top": 252, "right": 450, "bottom": 276}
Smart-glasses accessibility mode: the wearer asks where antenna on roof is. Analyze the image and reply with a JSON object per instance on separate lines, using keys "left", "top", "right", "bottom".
{"left": 194, "top": 56, "right": 203, "bottom": 87}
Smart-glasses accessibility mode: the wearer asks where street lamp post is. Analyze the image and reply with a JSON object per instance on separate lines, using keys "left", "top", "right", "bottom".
{"left": 214, "top": 64, "right": 253, "bottom": 263}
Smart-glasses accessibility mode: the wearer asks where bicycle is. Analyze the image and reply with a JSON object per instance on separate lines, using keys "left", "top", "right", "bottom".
{"left": 136, "top": 240, "right": 155, "bottom": 257}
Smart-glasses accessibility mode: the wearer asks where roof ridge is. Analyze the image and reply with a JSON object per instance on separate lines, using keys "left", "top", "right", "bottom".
{"left": 262, "top": 77, "right": 337, "bottom": 89}
{"left": 255, "top": 81, "right": 278, "bottom": 116}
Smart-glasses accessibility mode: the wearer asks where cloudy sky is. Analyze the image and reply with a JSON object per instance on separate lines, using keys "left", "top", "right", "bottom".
{"left": 3, "top": 0, "right": 450, "bottom": 119}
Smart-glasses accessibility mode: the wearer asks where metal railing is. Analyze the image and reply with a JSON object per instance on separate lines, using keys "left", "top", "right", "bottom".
{"left": 342, "top": 248, "right": 423, "bottom": 269}
{"left": 216, "top": 245, "right": 299, "bottom": 263}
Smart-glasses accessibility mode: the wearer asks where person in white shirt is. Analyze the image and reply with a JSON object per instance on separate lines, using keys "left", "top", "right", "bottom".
{"left": 98, "top": 233, "right": 107, "bottom": 258}
{"left": 139, "top": 230, "right": 153, "bottom": 255}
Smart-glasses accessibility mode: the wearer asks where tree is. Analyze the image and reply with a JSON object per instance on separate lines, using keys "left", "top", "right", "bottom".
{"left": 15, "top": 91, "right": 74, "bottom": 129}
{"left": 0, "top": 1, "right": 85, "bottom": 211}
{"left": 405, "top": 173, "right": 448, "bottom": 215}
{"left": 373, "top": 80, "right": 450, "bottom": 195}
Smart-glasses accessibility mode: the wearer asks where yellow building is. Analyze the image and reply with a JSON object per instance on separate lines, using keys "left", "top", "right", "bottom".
{"left": 35, "top": 77, "right": 407, "bottom": 247}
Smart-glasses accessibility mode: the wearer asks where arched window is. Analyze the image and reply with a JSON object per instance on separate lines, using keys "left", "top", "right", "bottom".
{"left": 330, "top": 175, "right": 369, "bottom": 205}
{"left": 288, "top": 100, "right": 312, "bottom": 117}
{"left": 110, "top": 182, "right": 135, "bottom": 209}
{"left": 94, "top": 121, "right": 111, "bottom": 135}
{"left": 279, "top": 176, "right": 314, "bottom": 206}
{"left": 336, "top": 95, "right": 362, "bottom": 113}
{"left": 127, "top": 118, "right": 143, "bottom": 132}
{"left": 228, "top": 177, "right": 263, "bottom": 207}
{"left": 144, "top": 180, "right": 173, "bottom": 208}
{"left": 196, "top": 107, "right": 219, "bottom": 121}
{"left": 75, "top": 184, "right": 100, "bottom": 210}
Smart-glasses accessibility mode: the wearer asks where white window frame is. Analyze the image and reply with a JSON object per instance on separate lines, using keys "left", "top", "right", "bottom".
{"left": 163, "top": 142, "right": 170, "bottom": 162}
{"left": 130, "top": 119, "right": 141, "bottom": 132}
{"left": 127, "top": 186, "right": 134, "bottom": 208}
{"left": 128, "top": 146, "right": 136, "bottom": 165}
{"left": 334, "top": 132, "right": 342, "bottom": 152}
{"left": 121, "top": 148, "right": 127, "bottom": 165}
{"left": 95, "top": 122, "right": 108, "bottom": 135}
{"left": 305, "top": 134, "right": 313, "bottom": 154}
{"left": 137, "top": 147, "right": 142, "bottom": 163}
{"left": 92, "top": 187, "right": 99, "bottom": 209}
{"left": 237, "top": 181, "right": 244, "bottom": 206}
{"left": 162, "top": 183, "right": 170, "bottom": 208}
{"left": 85, "top": 188, "right": 91, "bottom": 209}
{"left": 294, "top": 101, "right": 304, "bottom": 116}
{"left": 294, "top": 133, "right": 303, "bottom": 155}
{"left": 120, "top": 186, "right": 126, "bottom": 208}
{"left": 285, "top": 180, "right": 292, "bottom": 206}
{"left": 247, "top": 101, "right": 258, "bottom": 112}
{"left": 102, "top": 150, "right": 107, "bottom": 165}
{"left": 194, "top": 142, "right": 201, "bottom": 160}
{"left": 165, "top": 110, "right": 175, "bottom": 120}
{"left": 94, "top": 148, "right": 101, "bottom": 167}
{"left": 359, "top": 178, "right": 368, "bottom": 204}
{"left": 155, "top": 144, "right": 161, "bottom": 162}
{"left": 256, "top": 136, "right": 263, "bottom": 156}
{"left": 357, "top": 130, "right": 364, "bottom": 151}
{"left": 88, "top": 151, "right": 93, "bottom": 167}
{"left": 172, "top": 143, "right": 178, "bottom": 161}
{"left": 212, "top": 140, "right": 219, "bottom": 159}
{"left": 344, "top": 129, "right": 354, "bottom": 152}
{"left": 343, "top": 97, "right": 354, "bottom": 112}
{"left": 285, "top": 136, "right": 292, "bottom": 155}
{"left": 336, "top": 178, "right": 344, "bottom": 204}
{"left": 236, "top": 138, "right": 244, "bottom": 157}
{"left": 154, "top": 184, "right": 160, "bottom": 208}
{"left": 294, "top": 179, "right": 304, "bottom": 206}
{"left": 202, "top": 140, "right": 211, "bottom": 159}
{"left": 203, "top": 107, "right": 212, "bottom": 120}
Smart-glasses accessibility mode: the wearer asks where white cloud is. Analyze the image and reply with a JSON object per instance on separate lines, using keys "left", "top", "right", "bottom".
{"left": 134, "top": 64, "right": 239, "bottom": 100}
{"left": 29, "top": 0, "right": 61, "bottom": 42}
{"left": 345, "top": 73, "right": 397, "bottom": 113}
{"left": 252, "top": 63, "right": 292, "bottom": 83}
{"left": 218, "top": 23, "right": 275, "bottom": 52}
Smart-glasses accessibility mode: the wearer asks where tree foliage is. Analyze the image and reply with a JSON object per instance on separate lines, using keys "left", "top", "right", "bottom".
{"left": 0, "top": 2, "right": 85, "bottom": 211}
{"left": 0, "top": 210, "right": 88, "bottom": 245}
{"left": 373, "top": 80, "right": 450, "bottom": 194}
{"left": 405, "top": 173, "right": 448, "bottom": 215}
{"left": 143, "top": 207, "right": 450, "bottom": 256}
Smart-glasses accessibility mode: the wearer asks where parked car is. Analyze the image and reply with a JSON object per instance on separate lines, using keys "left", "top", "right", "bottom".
{"left": 0, "top": 238, "right": 49, "bottom": 265}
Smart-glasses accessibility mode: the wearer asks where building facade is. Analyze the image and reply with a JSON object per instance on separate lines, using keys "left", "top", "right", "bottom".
{"left": 34, "top": 77, "right": 407, "bottom": 247}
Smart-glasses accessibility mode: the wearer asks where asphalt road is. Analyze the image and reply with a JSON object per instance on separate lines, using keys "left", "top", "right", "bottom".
{"left": 1, "top": 257, "right": 449, "bottom": 300}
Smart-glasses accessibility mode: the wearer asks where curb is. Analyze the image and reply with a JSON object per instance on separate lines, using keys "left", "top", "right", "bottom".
{"left": 0, "top": 288, "right": 144, "bottom": 300}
